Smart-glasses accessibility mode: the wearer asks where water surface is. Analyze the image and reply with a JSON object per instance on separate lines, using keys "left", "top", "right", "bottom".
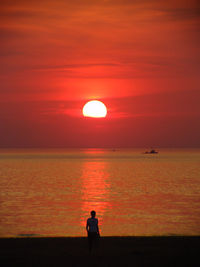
{"left": 0, "top": 148, "right": 199, "bottom": 237}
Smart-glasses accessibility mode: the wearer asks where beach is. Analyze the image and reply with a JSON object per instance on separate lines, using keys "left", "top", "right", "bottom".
{"left": 0, "top": 236, "right": 200, "bottom": 267}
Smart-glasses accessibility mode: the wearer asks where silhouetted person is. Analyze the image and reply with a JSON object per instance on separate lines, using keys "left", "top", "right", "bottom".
{"left": 86, "top": 210, "right": 100, "bottom": 254}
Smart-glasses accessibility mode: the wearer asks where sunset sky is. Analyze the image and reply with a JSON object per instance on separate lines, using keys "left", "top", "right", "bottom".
{"left": 1, "top": 0, "right": 200, "bottom": 148}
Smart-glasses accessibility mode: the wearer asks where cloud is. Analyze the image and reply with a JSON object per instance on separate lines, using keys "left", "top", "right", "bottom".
{"left": 0, "top": 0, "right": 199, "bottom": 101}
{"left": 31, "top": 63, "right": 118, "bottom": 71}
{"left": 1, "top": 8, "right": 39, "bottom": 19}
{"left": 2, "top": 89, "right": 199, "bottom": 118}
{"left": 161, "top": 7, "right": 200, "bottom": 21}
{"left": 0, "top": 27, "right": 27, "bottom": 39}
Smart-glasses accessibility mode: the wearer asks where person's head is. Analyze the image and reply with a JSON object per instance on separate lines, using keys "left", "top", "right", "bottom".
{"left": 90, "top": 210, "right": 96, "bottom": 218}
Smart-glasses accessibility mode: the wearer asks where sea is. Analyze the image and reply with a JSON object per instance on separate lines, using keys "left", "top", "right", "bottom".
{"left": 0, "top": 148, "right": 200, "bottom": 237}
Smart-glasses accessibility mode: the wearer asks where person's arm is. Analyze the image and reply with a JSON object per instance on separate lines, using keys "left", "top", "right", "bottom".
{"left": 97, "top": 220, "right": 100, "bottom": 236}
{"left": 86, "top": 220, "right": 89, "bottom": 233}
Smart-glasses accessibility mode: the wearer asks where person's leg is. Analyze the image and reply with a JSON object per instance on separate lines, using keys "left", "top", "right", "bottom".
{"left": 88, "top": 233, "right": 93, "bottom": 254}
{"left": 94, "top": 233, "right": 99, "bottom": 255}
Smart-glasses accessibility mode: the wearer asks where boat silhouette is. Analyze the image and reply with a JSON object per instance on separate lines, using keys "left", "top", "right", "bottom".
{"left": 144, "top": 149, "right": 158, "bottom": 154}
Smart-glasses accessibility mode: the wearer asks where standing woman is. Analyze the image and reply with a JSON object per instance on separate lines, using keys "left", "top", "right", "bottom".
{"left": 86, "top": 210, "right": 100, "bottom": 254}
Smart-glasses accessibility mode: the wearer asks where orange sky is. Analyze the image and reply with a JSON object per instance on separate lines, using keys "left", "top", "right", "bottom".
{"left": 0, "top": 0, "right": 200, "bottom": 147}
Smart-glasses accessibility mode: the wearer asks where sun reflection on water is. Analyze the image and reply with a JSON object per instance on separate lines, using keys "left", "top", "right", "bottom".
{"left": 80, "top": 160, "right": 111, "bottom": 228}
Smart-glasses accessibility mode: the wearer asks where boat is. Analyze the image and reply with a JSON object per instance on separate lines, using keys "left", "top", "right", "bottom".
{"left": 144, "top": 149, "right": 158, "bottom": 154}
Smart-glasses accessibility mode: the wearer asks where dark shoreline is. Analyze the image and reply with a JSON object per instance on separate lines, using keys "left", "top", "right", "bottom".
{"left": 0, "top": 236, "right": 200, "bottom": 266}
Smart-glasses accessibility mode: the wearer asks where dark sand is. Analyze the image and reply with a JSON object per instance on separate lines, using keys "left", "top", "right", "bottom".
{"left": 0, "top": 236, "right": 200, "bottom": 267}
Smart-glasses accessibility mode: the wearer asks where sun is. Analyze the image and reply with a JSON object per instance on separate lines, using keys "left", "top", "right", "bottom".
{"left": 82, "top": 100, "right": 107, "bottom": 118}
